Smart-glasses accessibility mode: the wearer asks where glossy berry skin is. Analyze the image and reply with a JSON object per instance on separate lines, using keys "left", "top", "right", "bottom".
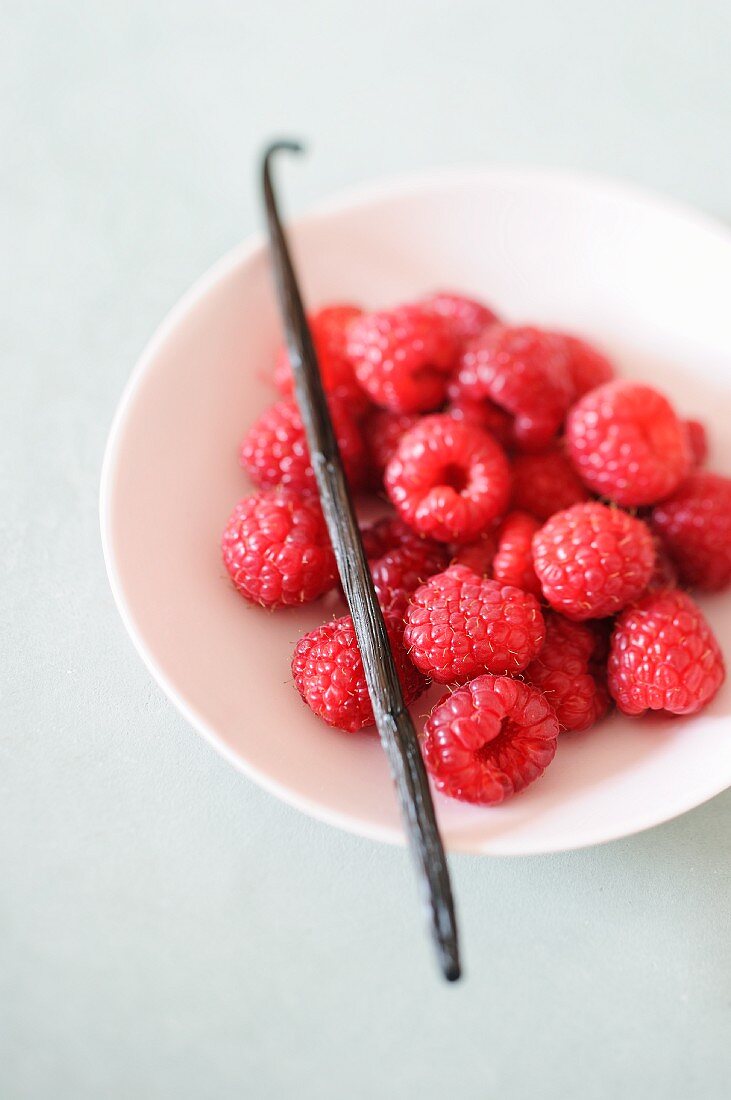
{"left": 525, "top": 613, "right": 610, "bottom": 732}
{"left": 421, "top": 675, "right": 559, "bottom": 805}
{"left": 608, "top": 590, "right": 724, "bottom": 716}
{"left": 455, "top": 325, "right": 574, "bottom": 450}
{"left": 240, "top": 397, "right": 367, "bottom": 492}
{"left": 445, "top": 396, "right": 514, "bottom": 449}
{"left": 274, "top": 304, "right": 366, "bottom": 409}
{"left": 492, "top": 511, "right": 542, "bottom": 596}
{"left": 557, "top": 333, "right": 614, "bottom": 397}
{"left": 404, "top": 564, "right": 545, "bottom": 683}
{"left": 566, "top": 381, "right": 691, "bottom": 506}
{"left": 346, "top": 305, "right": 459, "bottom": 413}
{"left": 222, "top": 490, "right": 336, "bottom": 608}
{"left": 652, "top": 472, "right": 731, "bottom": 591}
{"left": 420, "top": 291, "right": 499, "bottom": 346}
{"left": 450, "top": 532, "right": 497, "bottom": 576}
{"left": 369, "top": 540, "right": 449, "bottom": 617}
{"left": 532, "top": 502, "right": 655, "bottom": 620}
{"left": 384, "top": 415, "right": 511, "bottom": 544}
{"left": 362, "top": 408, "right": 419, "bottom": 484}
{"left": 510, "top": 445, "right": 591, "bottom": 521}
{"left": 684, "top": 419, "right": 708, "bottom": 467}
{"left": 292, "top": 614, "right": 426, "bottom": 732}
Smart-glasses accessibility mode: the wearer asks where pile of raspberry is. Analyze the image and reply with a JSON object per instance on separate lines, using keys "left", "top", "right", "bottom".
{"left": 221, "top": 293, "right": 728, "bottom": 806}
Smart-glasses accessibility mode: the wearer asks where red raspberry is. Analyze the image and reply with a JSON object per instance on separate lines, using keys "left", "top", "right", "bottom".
{"left": 684, "top": 419, "right": 708, "bottom": 467}
{"left": 557, "top": 333, "right": 614, "bottom": 397}
{"left": 240, "top": 397, "right": 367, "bottom": 492}
{"left": 346, "top": 305, "right": 459, "bottom": 413}
{"left": 646, "top": 535, "right": 679, "bottom": 592}
{"left": 273, "top": 304, "right": 367, "bottom": 410}
{"left": 404, "top": 564, "right": 545, "bottom": 682}
{"left": 450, "top": 531, "right": 497, "bottom": 576}
{"left": 421, "top": 675, "right": 559, "bottom": 805}
{"left": 566, "top": 381, "right": 691, "bottom": 506}
{"left": 362, "top": 408, "right": 419, "bottom": 484}
{"left": 420, "top": 291, "right": 499, "bottom": 346}
{"left": 608, "top": 590, "right": 724, "bottom": 716}
{"left": 510, "top": 444, "right": 591, "bottom": 520}
{"left": 360, "top": 515, "right": 422, "bottom": 560}
{"left": 455, "top": 325, "right": 574, "bottom": 449}
{"left": 491, "top": 511, "right": 542, "bottom": 596}
{"left": 370, "top": 540, "right": 449, "bottom": 617}
{"left": 445, "top": 396, "right": 514, "bottom": 449}
{"left": 651, "top": 472, "right": 731, "bottom": 591}
{"left": 221, "top": 489, "right": 336, "bottom": 608}
{"left": 532, "top": 502, "right": 655, "bottom": 620}
{"left": 384, "top": 415, "right": 511, "bottom": 544}
{"left": 525, "top": 612, "right": 610, "bottom": 732}
{"left": 292, "top": 613, "right": 426, "bottom": 732}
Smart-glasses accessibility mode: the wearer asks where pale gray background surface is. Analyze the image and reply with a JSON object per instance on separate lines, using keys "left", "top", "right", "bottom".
{"left": 2, "top": 2, "right": 730, "bottom": 1097}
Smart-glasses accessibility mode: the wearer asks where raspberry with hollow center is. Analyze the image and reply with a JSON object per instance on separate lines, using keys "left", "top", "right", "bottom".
{"left": 404, "top": 564, "right": 545, "bottom": 682}
{"left": 221, "top": 489, "right": 336, "bottom": 608}
{"left": 525, "top": 612, "right": 610, "bottom": 732}
{"left": 445, "top": 396, "right": 514, "bottom": 449}
{"left": 420, "top": 290, "right": 499, "bottom": 347}
{"left": 346, "top": 305, "right": 459, "bottom": 413}
{"left": 240, "top": 396, "right": 367, "bottom": 492}
{"left": 608, "top": 589, "right": 724, "bottom": 716}
{"left": 292, "top": 613, "right": 426, "bottom": 731}
{"left": 492, "top": 511, "right": 542, "bottom": 596}
{"left": 454, "top": 325, "right": 574, "bottom": 449}
{"left": 510, "top": 444, "right": 591, "bottom": 521}
{"left": 651, "top": 472, "right": 731, "bottom": 591}
{"left": 421, "top": 675, "right": 559, "bottom": 805}
{"left": 566, "top": 381, "right": 691, "bottom": 506}
{"left": 532, "top": 502, "right": 655, "bottom": 620}
{"left": 273, "top": 304, "right": 366, "bottom": 410}
{"left": 384, "top": 414, "right": 511, "bottom": 544}
{"left": 556, "top": 333, "right": 615, "bottom": 397}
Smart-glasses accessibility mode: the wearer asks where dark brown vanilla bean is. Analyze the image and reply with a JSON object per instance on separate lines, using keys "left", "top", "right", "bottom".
{"left": 261, "top": 141, "right": 460, "bottom": 982}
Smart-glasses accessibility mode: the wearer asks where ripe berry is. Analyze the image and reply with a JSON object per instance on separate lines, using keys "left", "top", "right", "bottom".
{"left": 360, "top": 515, "right": 424, "bottom": 560}
{"left": 450, "top": 532, "right": 497, "bottom": 576}
{"left": 510, "top": 444, "right": 591, "bottom": 520}
{"left": 492, "top": 511, "right": 542, "bottom": 596}
{"left": 566, "top": 381, "right": 691, "bottom": 506}
{"left": 369, "top": 540, "right": 449, "bottom": 617}
{"left": 525, "top": 613, "right": 610, "bottom": 732}
{"left": 346, "top": 305, "right": 459, "bottom": 413}
{"left": 455, "top": 325, "right": 574, "bottom": 449}
{"left": 445, "top": 396, "right": 514, "bottom": 449}
{"left": 404, "top": 564, "right": 545, "bottom": 682}
{"left": 532, "top": 502, "right": 655, "bottom": 620}
{"left": 557, "top": 333, "right": 614, "bottom": 397}
{"left": 421, "top": 675, "right": 559, "bottom": 805}
{"left": 240, "top": 397, "right": 367, "bottom": 492}
{"left": 420, "top": 291, "right": 499, "bottom": 346}
{"left": 652, "top": 472, "right": 731, "bottom": 591}
{"left": 292, "top": 614, "right": 426, "bottom": 731}
{"left": 362, "top": 408, "right": 419, "bottom": 484}
{"left": 684, "top": 419, "right": 708, "bottom": 467}
{"left": 222, "top": 490, "right": 336, "bottom": 608}
{"left": 608, "top": 590, "right": 724, "bottom": 716}
{"left": 384, "top": 415, "right": 511, "bottom": 544}
{"left": 273, "top": 304, "right": 366, "bottom": 409}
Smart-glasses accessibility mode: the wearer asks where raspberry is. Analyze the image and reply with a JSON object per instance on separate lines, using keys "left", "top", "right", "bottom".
{"left": 532, "top": 502, "right": 655, "bottom": 620}
{"left": 292, "top": 613, "right": 426, "bottom": 731}
{"left": 608, "top": 590, "right": 724, "bottom": 716}
{"left": 420, "top": 291, "right": 499, "bottom": 346}
{"left": 646, "top": 535, "right": 679, "bottom": 592}
{"left": 651, "top": 472, "right": 731, "bottom": 591}
{"left": 240, "top": 397, "right": 367, "bottom": 492}
{"left": 450, "top": 531, "right": 497, "bottom": 576}
{"left": 221, "top": 489, "right": 336, "bottom": 608}
{"left": 510, "top": 444, "right": 591, "bottom": 520}
{"left": 455, "top": 325, "right": 574, "bottom": 449}
{"left": 525, "top": 613, "right": 610, "bottom": 732}
{"left": 421, "top": 675, "right": 559, "bottom": 805}
{"left": 445, "top": 396, "right": 514, "bottom": 449}
{"left": 557, "top": 334, "right": 614, "bottom": 397}
{"left": 362, "top": 408, "right": 419, "bottom": 483}
{"left": 566, "top": 381, "right": 691, "bottom": 506}
{"left": 492, "top": 511, "right": 542, "bottom": 596}
{"left": 346, "top": 305, "right": 459, "bottom": 413}
{"left": 384, "top": 415, "right": 511, "bottom": 544}
{"left": 274, "top": 304, "right": 367, "bottom": 410}
{"left": 369, "top": 540, "right": 449, "bottom": 616}
{"left": 360, "top": 515, "right": 422, "bottom": 560}
{"left": 404, "top": 564, "right": 545, "bottom": 682}
{"left": 684, "top": 419, "right": 708, "bottom": 467}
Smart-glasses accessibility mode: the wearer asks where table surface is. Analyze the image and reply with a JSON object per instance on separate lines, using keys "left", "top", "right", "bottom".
{"left": 2, "top": 2, "right": 730, "bottom": 1097}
